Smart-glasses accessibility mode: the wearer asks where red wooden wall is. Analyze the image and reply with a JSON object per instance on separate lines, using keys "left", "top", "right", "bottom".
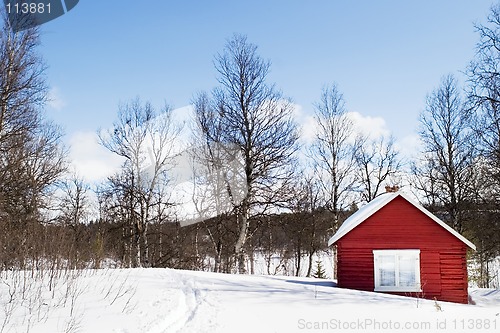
{"left": 335, "top": 196, "right": 469, "bottom": 304}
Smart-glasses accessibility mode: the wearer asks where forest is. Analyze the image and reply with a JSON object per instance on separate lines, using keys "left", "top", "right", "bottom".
{"left": 1, "top": 4, "right": 500, "bottom": 290}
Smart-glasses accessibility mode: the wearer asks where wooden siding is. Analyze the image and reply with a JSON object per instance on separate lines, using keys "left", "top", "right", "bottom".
{"left": 336, "top": 196, "right": 469, "bottom": 304}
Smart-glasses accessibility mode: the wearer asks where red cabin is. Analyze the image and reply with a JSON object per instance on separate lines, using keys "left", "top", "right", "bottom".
{"left": 328, "top": 191, "right": 476, "bottom": 304}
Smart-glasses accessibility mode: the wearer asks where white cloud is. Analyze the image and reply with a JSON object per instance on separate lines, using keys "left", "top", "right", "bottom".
{"left": 47, "top": 87, "right": 66, "bottom": 111}
{"left": 347, "top": 111, "right": 390, "bottom": 140}
{"left": 396, "top": 134, "right": 423, "bottom": 161}
{"left": 68, "top": 131, "right": 124, "bottom": 183}
{"left": 67, "top": 105, "right": 194, "bottom": 184}
{"left": 292, "top": 104, "right": 317, "bottom": 145}
{"left": 295, "top": 108, "right": 391, "bottom": 145}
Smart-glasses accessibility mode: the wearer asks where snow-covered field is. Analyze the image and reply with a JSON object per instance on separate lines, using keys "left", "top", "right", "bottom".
{"left": 1, "top": 268, "right": 499, "bottom": 333}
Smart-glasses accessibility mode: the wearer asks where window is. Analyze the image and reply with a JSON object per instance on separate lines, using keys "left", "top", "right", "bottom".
{"left": 373, "top": 250, "right": 421, "bottom": 292}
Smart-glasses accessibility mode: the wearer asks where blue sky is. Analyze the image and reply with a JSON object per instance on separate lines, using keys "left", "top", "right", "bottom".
{"left": 35, "top": 0, "right": 495, "bottom": 180}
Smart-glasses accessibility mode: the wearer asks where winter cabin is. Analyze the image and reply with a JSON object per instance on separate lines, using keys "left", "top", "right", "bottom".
{"left": 328, "top": 189, "right": 476, "bottom": 304}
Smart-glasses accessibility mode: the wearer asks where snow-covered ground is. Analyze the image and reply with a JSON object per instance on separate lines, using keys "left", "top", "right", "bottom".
{"left": 0, "top": 268, "right": 499, "bottom": 333}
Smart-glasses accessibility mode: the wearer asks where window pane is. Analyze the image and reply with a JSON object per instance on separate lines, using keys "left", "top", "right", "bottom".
{"left": 378, "top": 255, "right": 395, "bottom": 286}
{"left": 398, "top": 255, "right": 416, "bottom": 287}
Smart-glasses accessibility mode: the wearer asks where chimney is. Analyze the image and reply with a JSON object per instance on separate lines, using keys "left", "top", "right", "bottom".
{"left": 385, "top": 185, "right": 399, "bottom": 193}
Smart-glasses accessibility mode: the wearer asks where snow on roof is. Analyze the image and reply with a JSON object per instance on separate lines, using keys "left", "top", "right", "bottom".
{"left": 327, "top": 191, "right": 476, "bottom": 250}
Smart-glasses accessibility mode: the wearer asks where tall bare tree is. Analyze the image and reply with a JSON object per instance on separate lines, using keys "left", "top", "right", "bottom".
{"left": 466, "top": 2, "right": 500, "bottom": 285}
{"left": 309, "top": 84, "right": 360, "bottom": 233}
{"left": 413, "top": 74, "right": 476, "bottom": 234}
{"left": 0, "top": 16, "right": 64, "bottom": 211}
{"left": 99, "top": 98, "right": 180, "bottom": 267}
{"left": 0, "top": 14, "right": 66, "bottom": 268}
{"left": 193, "top": 34, "right": 299, "bottom": 273}
{"left": 468, "top": 2, "right": 500, "bottom": 196}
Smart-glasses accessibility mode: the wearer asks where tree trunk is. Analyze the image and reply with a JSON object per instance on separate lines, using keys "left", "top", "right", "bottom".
{"left": 194, "top": 224, "right": 199, "bottom": 268}
{"left": 234, "top": 204, "right": 249, "bottom": 274}
{"left": 142, "top": 222, "right": 149, "bottom": 267}
{"left": 333, "top": 246, "right": 338, "bottom": 280}
{"left": 250, "top": 250, "right": 255, "bottom": 275}
{"left": 266, "top": 252, "right": 272, "bottom": 275}
{"left": 135, "top": 230, "right": 141, "bottom": 268}
{"left": 306, "top": 250, "right": 315, "bottom": 277}
{"left": 158, "top": 222, "right": 163, "bottom": 265}
{"left": 295, "top": 244, "right": 301, "bottom": 277}
{"left": 214, "top": 241, "right": 222, "bottom": 273}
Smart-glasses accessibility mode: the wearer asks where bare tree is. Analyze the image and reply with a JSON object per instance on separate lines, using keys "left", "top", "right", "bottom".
{"left": 413, "top": 74, "right": 476, "bottom": 233}
{"left": 355, "top": 135, "right": 402, "bottom": 203}
{"left": 98, "top": 98, "right": 180, "bottom": 267}
{"left": 466, "top": 2, "right": 500, "bottom": 284}
{"left": 309, "top": 84, "right": 360, "bottom": 233}
{"left": 0, "top": 13, "right": 46, "bottom": 151}
{"left": 468, "top": 3, "right": 500, "bottom": 110}
{"left": 97, "top": 168, "right": 135, "bottom": 267}
{"left": 467, "top": 3, "right": 500, "bottom": 196}
{"left": 289, "top": 176, "right": 322, "bottom": 277}
{"left": 59, "top": 175, "right": 90, "bottom": 226}
{"left": 193, "top": 34, "right": 299, "bottom": 273}
{"left": 0, "top": 13, "right": 47, "bottom": 218}
{"left": 0, "top": 14, "right": 66, "bottom": 268}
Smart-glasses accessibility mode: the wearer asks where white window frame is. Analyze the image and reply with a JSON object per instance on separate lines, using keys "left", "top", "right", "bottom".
{"left": 373, "top": 249, "right": 421, "bottom": 292}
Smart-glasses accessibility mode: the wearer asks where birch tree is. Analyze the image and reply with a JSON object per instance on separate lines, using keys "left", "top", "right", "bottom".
{"left": 99, "top": 98, "right": 180, "bottom": 267}
{"left": 466, "top": 2, "right": 500, "bottom": 284}
{"left": 413, "top": 74, "right": 476, "bottom": 233}
{"left": 0, "top": 14, "right": 66, "bottom": 267}
{"left": 193, "top": 34, "right": 299, "bottom": 273}
{"left": 310, "top": 84, "right": 360, "bottom": 233}
{"left": 468, "top": 2, "right": 500, "bottom": 197}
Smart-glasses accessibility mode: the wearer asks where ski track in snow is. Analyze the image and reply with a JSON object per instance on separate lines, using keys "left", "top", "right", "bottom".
{"left": 144, "top": 269, "right": 216, "bottom": 333}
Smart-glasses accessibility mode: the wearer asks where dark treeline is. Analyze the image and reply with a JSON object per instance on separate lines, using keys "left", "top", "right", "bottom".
{"left": 0, "top": 207, "right": 338, "bottom": 275}
{"left": 1, "top": 4, "right": 500, "bottom": 289}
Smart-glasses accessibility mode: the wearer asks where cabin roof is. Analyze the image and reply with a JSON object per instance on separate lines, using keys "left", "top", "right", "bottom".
{"left": 327, "top": 191, "right": 476, "bottom": 250}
